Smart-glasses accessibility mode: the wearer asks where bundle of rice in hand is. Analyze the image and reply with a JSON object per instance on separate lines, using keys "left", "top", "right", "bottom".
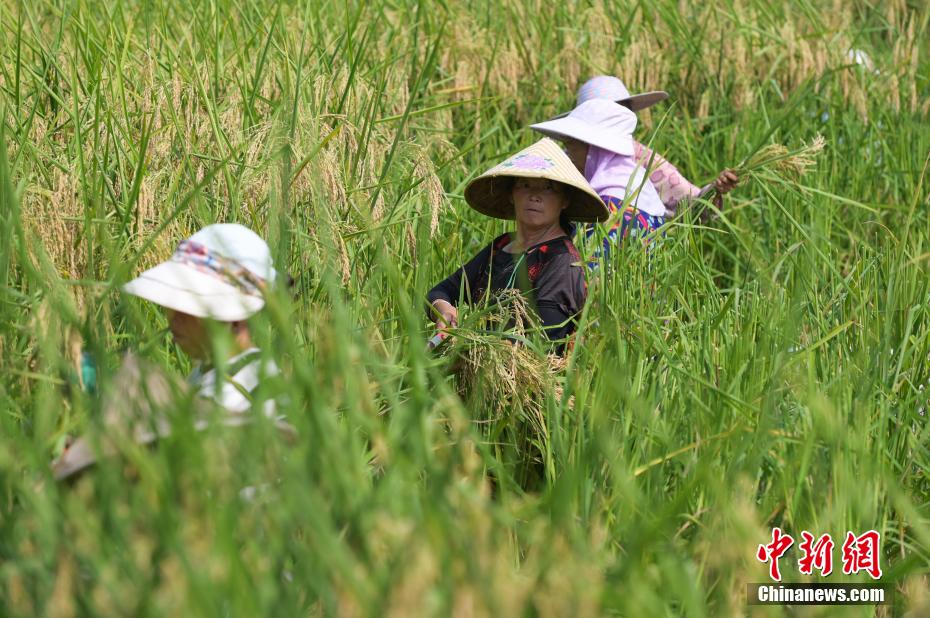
{"left": 737, "top": 134, "right": 826, "bottom": 183}
{"left": 694, "top": 134, "right": 825, "bottom": 221}
{"left": 436, "top": 290, "right": 569, "bottom": 489}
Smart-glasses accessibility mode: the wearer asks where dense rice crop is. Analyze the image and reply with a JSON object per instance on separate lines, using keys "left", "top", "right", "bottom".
{"left": 2, "top": 0, "right": 929, "bottom": 614}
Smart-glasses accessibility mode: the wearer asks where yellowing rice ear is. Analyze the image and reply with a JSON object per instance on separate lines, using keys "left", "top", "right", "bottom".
{"left": 741, "top": 134, "right": 826, "bottom": 180}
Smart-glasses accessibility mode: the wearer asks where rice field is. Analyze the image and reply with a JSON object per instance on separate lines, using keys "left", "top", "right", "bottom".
{"left": 2, "top": 0, "right": 929, "bottom": 614}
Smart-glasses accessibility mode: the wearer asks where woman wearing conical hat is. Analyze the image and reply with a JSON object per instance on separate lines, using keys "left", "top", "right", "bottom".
{"left": 427, "top": 138, "right": 608, "bottom": 348}
{"left": 531, "top": 76, "right": 738, "bottom": 246}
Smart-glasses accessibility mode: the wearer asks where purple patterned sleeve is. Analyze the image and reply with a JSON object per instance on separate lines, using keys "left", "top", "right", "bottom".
{"left": 633, "top": 141, "right": 701, "bottom": 217}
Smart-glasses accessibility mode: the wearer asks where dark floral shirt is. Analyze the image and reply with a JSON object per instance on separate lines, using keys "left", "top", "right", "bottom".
{"left": 427, "top": 232, "right": 586, "bottom": 343}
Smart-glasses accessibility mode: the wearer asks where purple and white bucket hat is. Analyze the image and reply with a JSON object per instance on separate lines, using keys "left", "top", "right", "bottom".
{"left": 576, "top": 75, "right": 668, "bottom": 111}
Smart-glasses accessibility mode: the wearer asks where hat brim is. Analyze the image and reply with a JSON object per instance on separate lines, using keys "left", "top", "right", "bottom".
{"left": 464, "top": 173, "right": 608, "bottom": 223}
{"left": 548, "top": 90, "right": 670, "bottom": 119}
{"left": 530, "top": 116, "right": 635, "bottom": 157}
{"left": 619, "top": 91, "right": 668, "bottom": 111}
{"left": 123, "top": 262, "right": 265, "bottom": 321}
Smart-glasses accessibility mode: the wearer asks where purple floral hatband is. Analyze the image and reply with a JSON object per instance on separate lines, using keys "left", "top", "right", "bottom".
{"left": 500, "top": 153, "right": 555, "bottom": 171}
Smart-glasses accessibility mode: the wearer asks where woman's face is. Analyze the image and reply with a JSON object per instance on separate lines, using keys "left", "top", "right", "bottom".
{"left": 167, "top": 309, "right": 210, "bottom": 358}
{"left": 561, "top": 138, "right": 589, "bottom": 173}
{"left": 511, "top": 177, "right": 569, "bottom": 229}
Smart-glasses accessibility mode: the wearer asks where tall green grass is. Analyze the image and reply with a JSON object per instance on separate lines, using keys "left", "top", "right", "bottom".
{"left": 1, "top": 0, "right": 929, "bottom": 614}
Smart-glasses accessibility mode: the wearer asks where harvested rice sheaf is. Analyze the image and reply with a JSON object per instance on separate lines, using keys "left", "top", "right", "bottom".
{"left": 439, "top": 291, "right": 570, "bottom": 485}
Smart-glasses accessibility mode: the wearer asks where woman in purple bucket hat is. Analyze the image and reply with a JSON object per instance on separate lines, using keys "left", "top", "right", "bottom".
{"left": 532, "top": 76, "right": 739, "bottom": 248}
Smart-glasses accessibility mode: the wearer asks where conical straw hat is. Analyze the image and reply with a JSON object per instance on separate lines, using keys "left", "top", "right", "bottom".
{"left": 464, "top": 138, "right": 609, "bottom": 223}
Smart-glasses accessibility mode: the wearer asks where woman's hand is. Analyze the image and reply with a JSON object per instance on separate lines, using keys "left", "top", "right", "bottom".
{"left": 713, "top": 169, "right": 739, "bottom": 194}
{"left": 431, "top": 299, "right": 458, "bottom": 330}
{"left": 707, "top": 169, "right": 739, "bottom": 211}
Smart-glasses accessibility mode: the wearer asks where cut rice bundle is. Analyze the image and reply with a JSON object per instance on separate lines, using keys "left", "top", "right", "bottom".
{"left": 738, "top": 134, "right": 826, "bottom": 182}
{"left": 438, "top": 291, "right": 569, "bottom": 487}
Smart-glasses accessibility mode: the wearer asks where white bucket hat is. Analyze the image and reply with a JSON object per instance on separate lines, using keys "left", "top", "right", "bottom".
{"left": 123, "top": 224, "right": 277, "bottom": 322}
{"left": 576, "top": 75, "right": 668, "bottom": 111}
{"left": 464, "top": 138, "right": 608, "bottom": 222}
{"left": 530, "top": 99, "right": 638, "bottom": 157}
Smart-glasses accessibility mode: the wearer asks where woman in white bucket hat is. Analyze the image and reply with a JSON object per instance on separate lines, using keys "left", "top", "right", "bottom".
{"left": 427, "top": 138, "right": 607, "bottom": 351}
{"left": 52, "top": 223, "right": 292, "bottom": 480}
{"left": 532, "top": 99, "right": 670, "bottom": 247}
{"left": 123, "top": 223, "right": 276, "bottom": 356}
{"left": 533, "top": 76, "right": 738, "bottom": 248}
{"left": 575, "top": 76, "right": 737, "bottom": 212}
